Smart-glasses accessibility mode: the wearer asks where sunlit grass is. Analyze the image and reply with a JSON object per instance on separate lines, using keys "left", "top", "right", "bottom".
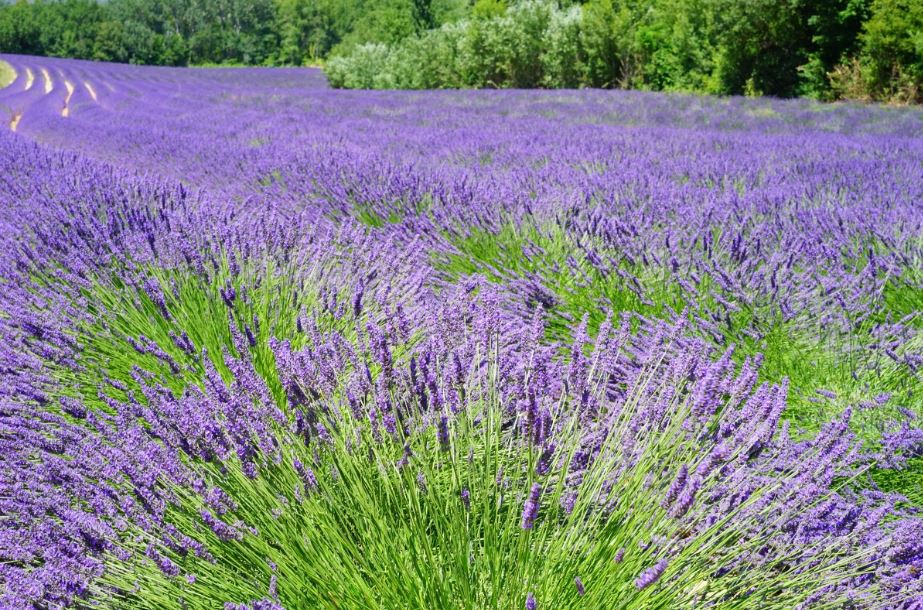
{"left": 67, "top": 276, "right": 888, "bottom": 608}
{"left": 437, "top": 219, "right": 922, "bottom": 438}
{"left": 0, "top": 60, "right": 15, "bottom": 89}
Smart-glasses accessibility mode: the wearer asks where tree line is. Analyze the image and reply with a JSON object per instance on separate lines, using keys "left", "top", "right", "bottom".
{"left": 0, "top": 0, "right": 920, "bottom": 102}
{"left": 0, "top": 0, "right": 465, "bottom": 66}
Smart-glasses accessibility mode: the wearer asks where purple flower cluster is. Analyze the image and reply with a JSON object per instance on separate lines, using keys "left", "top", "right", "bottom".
{"left": 635, "top": 559, "right": 668, "bottom": 590}
{"left": 0, "top": 55, "right": 921, "bottom": 608}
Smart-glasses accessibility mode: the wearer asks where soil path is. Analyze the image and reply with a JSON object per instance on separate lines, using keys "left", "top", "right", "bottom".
{"left": 62, "top": 79, "right": 74, "bottom": 117}
{"left": 41, "top": 68, "right": 53, "bottom": 94}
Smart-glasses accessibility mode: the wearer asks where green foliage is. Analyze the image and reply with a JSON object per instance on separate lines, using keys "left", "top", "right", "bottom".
{"left": 575, "top": 0, "right": 620, "bottom": 88}
{"left": 434, "top": 218, "right": 923, "bottom": 437}
{"left": 271, "top": 0, "right": 352, "bottom": 64}
{"left": 325, "top": 0, "right": 876, "bottom": 98}
{"left": 711, "top": 0, "right": 811, "bottom": 97}
{"left": 323, "top": 0, "right": 721, "bottom": 92}
{"left": 53, "top": 255, "right": 883, "bottom": 607}
{"left": 797, "top": 0, "right": 869, "bottom": 99}
{"left": 411, "top": 0, "right": 437, "bottom": 32}
{"left": 857, "top": 0, "right": 923, "bottom": 102}
{"left": 0, "top": 0, "right": 460, "bottom": 67}
{"left": 872, "top": 458, "right": 923, "bottom": 507}
{"left": 327, "top": 1, "right": 570, "bottom": 89}
{"left": 325, "top": 43, "right": 392, "bottom": 88}
{"left": 324, "top": 0, "right": 920, "bottom": 103}
{"left": 542, "top": 5, "right": 585, "bottom": 88}
{"left": 0, "top": 0, "right": 101, "bottom": 59}
{"left": 334, "top": 0, "right": 417, "bottom": 54}
{"left": 472, "top": 0, "right": 507, "bottom": 20}
{"left": 0, "top": 0, "right": 919, "bottom": 100}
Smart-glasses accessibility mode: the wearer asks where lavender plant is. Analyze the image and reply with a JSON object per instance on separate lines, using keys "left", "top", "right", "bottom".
{"left": 0, "top": 55, "right": 922, "bottom": 608}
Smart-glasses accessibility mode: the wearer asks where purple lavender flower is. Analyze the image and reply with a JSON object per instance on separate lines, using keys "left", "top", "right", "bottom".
{"left": 437, "top": 415, "right": 450, "bottom": 450}
{"left": 662, "top": 464, "right": 688, "bottom": 509}
{"left": 635, "top": 559, "right": 668, "bottom": 590}
{"left": 521, "top": 483, "right": 542, "bottom": 530}
{"left": 535, "top": 443, "right": 556, "bottom": 476}
{"left": 671, "top": 476, "right": 701, "bottom": 518}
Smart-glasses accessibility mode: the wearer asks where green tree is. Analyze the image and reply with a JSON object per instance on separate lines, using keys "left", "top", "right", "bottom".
{"left": 0, "top": 1, "right": 44, "bottom": 56}
{"left": 712, "top": 0, "right": 812, "bottom": 97}
{"left": 412, "top": 0, "right": 436, "bottom": 32}
{"left": 579, "top": 0, "right": 625, "bottom": 88}
{"left": 796, "top": 0, "right": 869, "bottom": 99}
{"left": 859, "top": 0, "right": 923, "bottom": 101}
{"left": 93, "top": 20, "right": 130, "bottom": 62}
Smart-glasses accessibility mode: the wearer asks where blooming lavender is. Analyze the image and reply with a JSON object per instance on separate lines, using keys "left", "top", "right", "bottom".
{"left": 0, "top": 54, "right": 921, "bottom": 610}
{"left": 635, "top": 559, "right": 669, "bottom": 591}
{"left": 522, "top": 483, "right": 543, "bottom": 530}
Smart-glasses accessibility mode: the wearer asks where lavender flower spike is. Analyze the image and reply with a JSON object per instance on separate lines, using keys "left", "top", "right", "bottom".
{"left": 635, "top": 559, "right": 668, "bottom": 590}
{"left": 521, "top": 483, "right": 542, "bottom": 530}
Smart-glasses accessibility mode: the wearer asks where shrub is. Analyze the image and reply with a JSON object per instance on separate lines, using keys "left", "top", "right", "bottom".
{"left": 326, "top": 43, "right": 395, "bottom": 88}
{"left": 541, "top": 5, "right": 585, "bottom": 88}
{"left": 858, "top": 0, "right": 923, "bottom": 102}
{"left": 330, "top": 1, "right": 564, "bottom": 90}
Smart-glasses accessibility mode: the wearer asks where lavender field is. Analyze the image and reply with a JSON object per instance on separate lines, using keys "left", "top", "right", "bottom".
{"left": 1, "top": 55, "right": 922, "bottom": 609}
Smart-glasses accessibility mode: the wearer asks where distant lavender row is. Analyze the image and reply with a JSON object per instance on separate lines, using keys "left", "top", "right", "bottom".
{"left": 0, "top": 56, "right": 922, "bottom": 608}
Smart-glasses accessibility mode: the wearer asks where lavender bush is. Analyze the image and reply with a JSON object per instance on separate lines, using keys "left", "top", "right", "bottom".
{"left": 0, "top": 55, "right": 922, "bottom": 608}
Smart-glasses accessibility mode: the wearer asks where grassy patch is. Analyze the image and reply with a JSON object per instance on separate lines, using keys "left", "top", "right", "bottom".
{"left": 45, "top": 255, "right": 362, "bottom": 415}
{"left": 350, "top": 194, "right": 434, "bottom": 228}
{"left": 876, "top": 274, "right": 923, "bottom": 328}
{"left": 438, "top": 220, "right": 682, "bottom": 340}
{"left": 95, "top": 332, "right": 876, "bottom": 609}
{"left": 0, "top": 60, "right": 15, "bottom": 89}
{"left": 354, "top": 206, "right": 406, "bottom": 228}
{"left": 438, "top": 219, "right": 923, "bottom": 435}
{"left": 871, "top": 458, "right": 923, "bottom": 507}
